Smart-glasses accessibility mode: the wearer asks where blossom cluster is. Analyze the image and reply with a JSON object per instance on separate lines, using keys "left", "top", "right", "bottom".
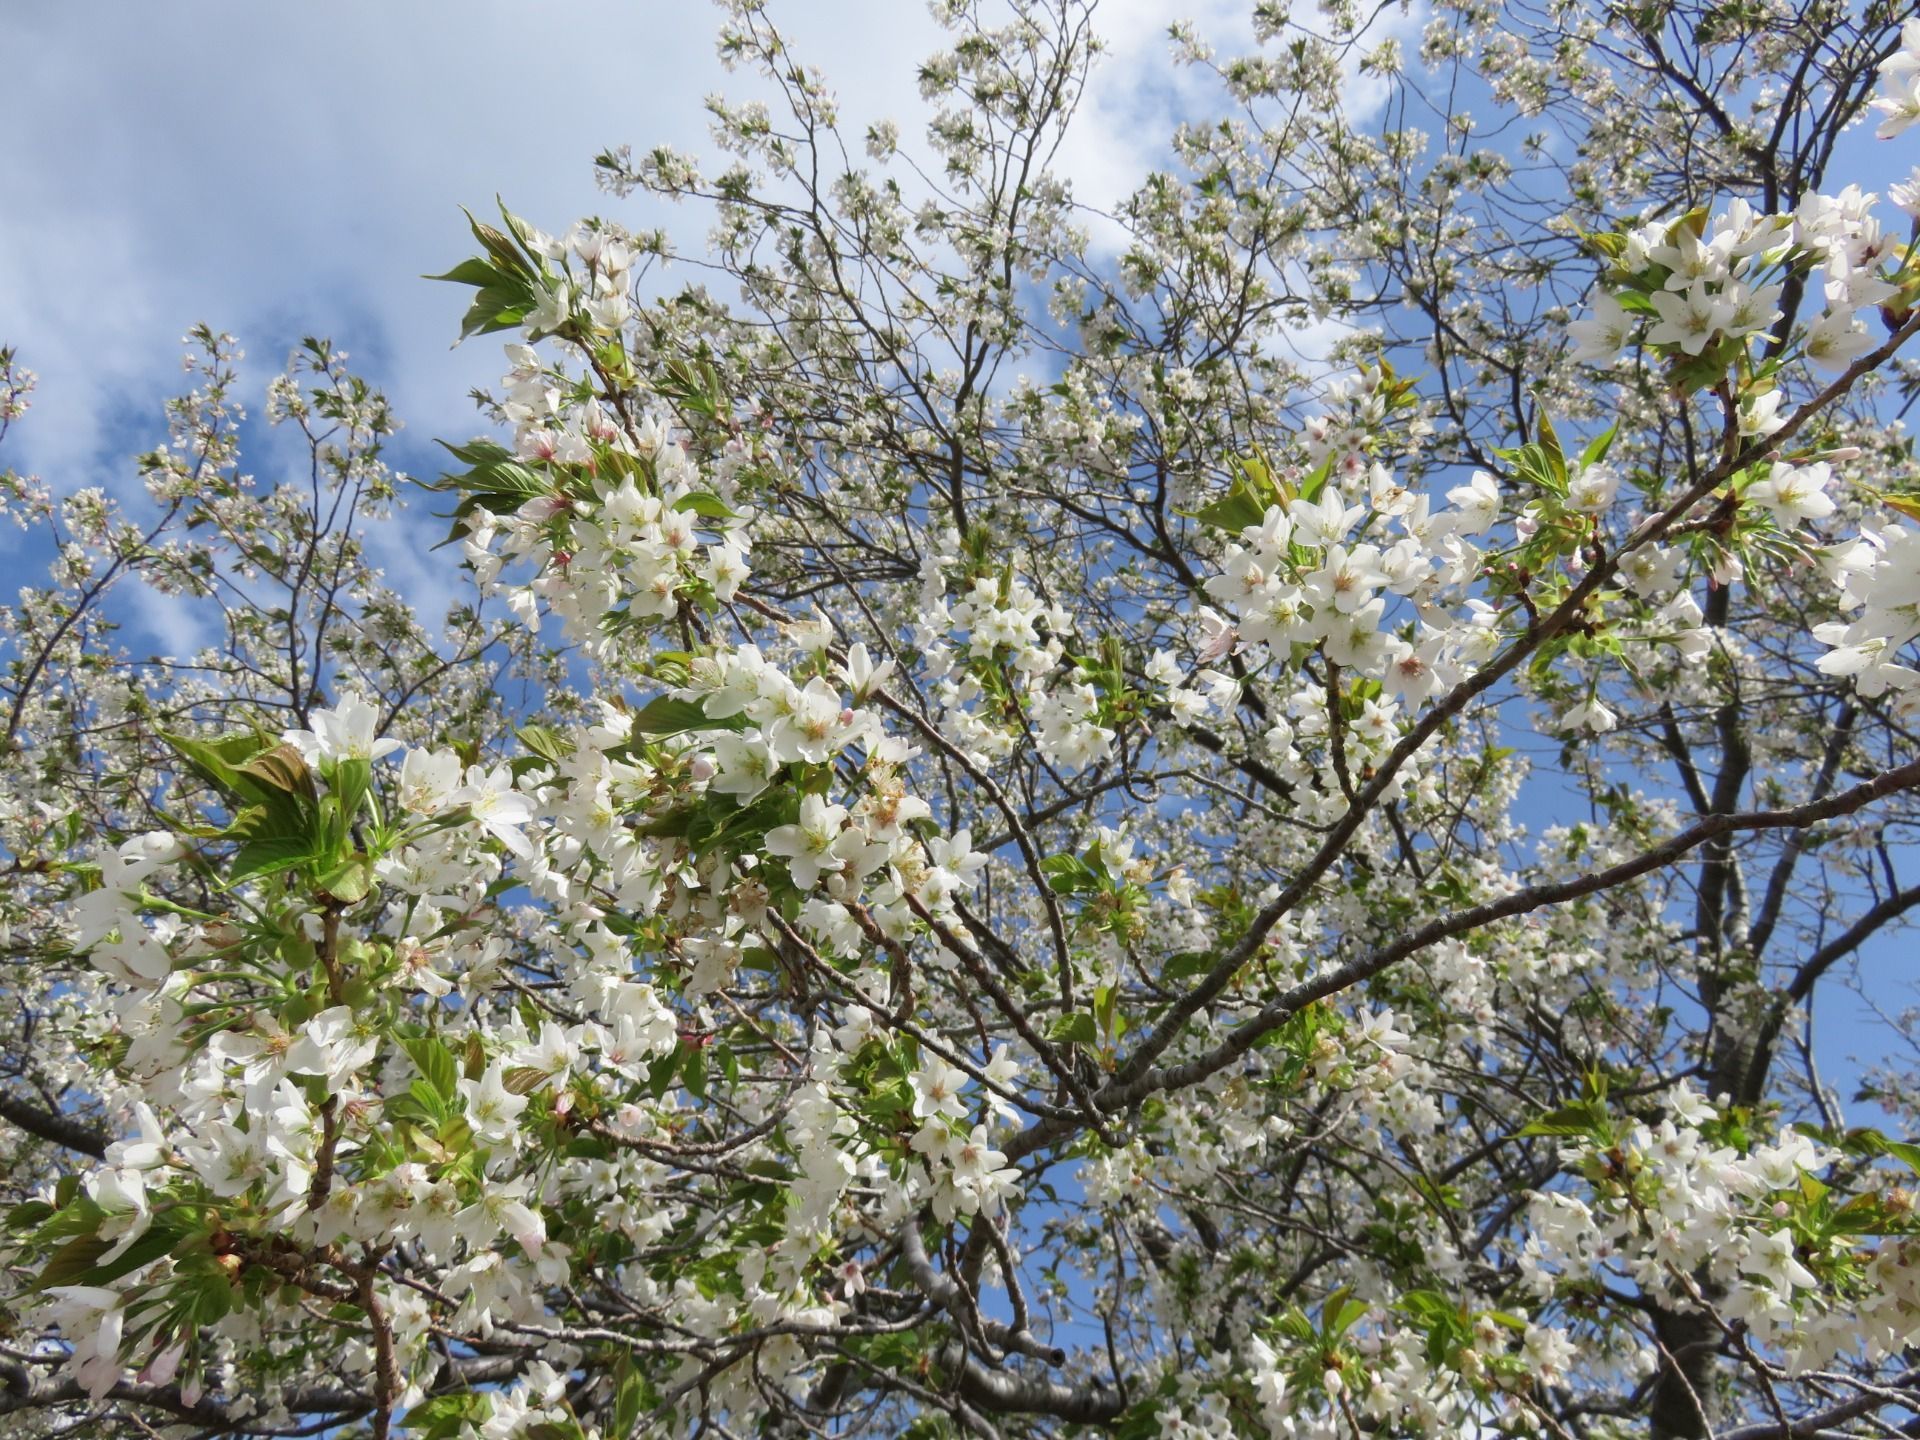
{"left": 7, "top": 10, "right": 1920, "bottom": 1435}
{"left": 1524, "top": 1087, "right": 1920, "bottom": 1370}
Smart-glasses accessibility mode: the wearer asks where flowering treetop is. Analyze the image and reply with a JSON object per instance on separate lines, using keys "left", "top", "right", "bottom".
{"left": 4, "top": 5, "right": 1920, "bottom": 1440}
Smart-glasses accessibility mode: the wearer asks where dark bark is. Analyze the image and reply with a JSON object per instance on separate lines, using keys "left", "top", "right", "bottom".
{"left": 0, "top": 1093, "right": 108, "bottom": 1159}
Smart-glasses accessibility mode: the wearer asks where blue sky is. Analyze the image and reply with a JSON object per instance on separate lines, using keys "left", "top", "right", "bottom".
{"left": 0, "top": 0, "right": 1314, "bottom": 502}
{"left": 3, "top": 3, "right": 906, "bottom": 507}
{"left": 4, "top": 0, "right": 1423, "bottom": 653}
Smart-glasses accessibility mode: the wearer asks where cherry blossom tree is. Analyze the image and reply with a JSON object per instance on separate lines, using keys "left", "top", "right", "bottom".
{"left": 6, "top": 3, "right": 1920, "bottom": 1438}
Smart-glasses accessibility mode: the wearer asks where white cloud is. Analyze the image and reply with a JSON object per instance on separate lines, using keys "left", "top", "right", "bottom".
{"left": 1055, "top": 0, "right": 1427, "bottom": 255}
{"left": 0, "top": 1, "right": 946, "bottom": 635}
{"left": 1, "top": 0, "right": 1422, "bottom": 640}
{"left": 0, "top": 2, "right": 947, "bottom": 484}
{"left": 1053, "top": 0, "right": 1257, "bottom": 249}
{"left": 125, "top": 582, "right": 219, "bottom": 663}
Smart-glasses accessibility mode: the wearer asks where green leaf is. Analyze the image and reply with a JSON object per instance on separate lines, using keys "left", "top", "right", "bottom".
{"left": 161, "top": 729, "right": 261, "bottom": 794}
{"left": 315, "top": 854, "right": 373, "bottom": 904}
{"left": 228, "top": 836, "right": 326, "bottom": 888}
{"left": 1322, "top": 1288, "right": 1367, "bottom": 1338}
{"left": 1162, "top": 952, "right": 1213, "bottom": 982}
{"left": 437, "top": 438, "right": 513, "bottom": 467}
{"left": 383, "top": 1088, "right": 438, "bottom": 1127}
{"left": 502, "top": 1067, "right": 549, "bottom": 1096}
{"left": 674, "top": 491, "right": 739, "bottom": 521}
{"left": 7, "top": 1200, "right": 55, "bottom": 1232}
{"left": 1180, "top": 483, "right": 1269, "bottom": 534}
{"left": 515, "top": 725, "right": 575, "bottom": 764}
{"left": 1397, "top": 1289, "right": 1456, "bottom": 1324}
{"left": 325, "top": 756, "right": 373, "bottom": 827}
{"left": 407, "top": 1079, "right": 450, "bottom": 1125}
{"left": 688, "top": 787, "right": 798, "bottom": 862}
{"left": 34, "top": 1233, "right": 111, "bottom": 1289}
{"left": 425, "top": 439, "right": 552, "bottom": 512}
{"left": 425, "top": 257, "right": 505, "bottom": 289}
{"left": 1508, "top": 442, "right": 1566, "bottom": 497}
{"left": 465, "top": 207, "right": 536, "bottom": 279}
{"left": 409, "top": 1393, "right": 495, "bottom": 1440}
{"left": 1578, "top": 423, "right": 1618, "bottom": 471}
{"left": 613, "top": 1350, "right": 647, "bottom": 1435}
{"left": 682, "top": 1043, "right": 709, "bottom": 1100}
{"left": 1296, "top": 452, "right": 1335, "bottom": 505}
{"left": 646, "top": 1050, "right": 680, "bottom": 1101}
{"left": 1039, "top": 853, "right": 1101, "bottom": 895}
{"left": 1829, "top": 1192, "right": 1914, "bottom": 1236}
{"left": 31, "top": 1192, "right": 102, "bottom": 1245}
{"left": 1275, "top": 1309, "right": 1315, "bottom": 1342}
{"left": 236, "top": 743, "right": 320, "bottom": 803}
{"left": 1535, "top": 408, "right": 1568, "bottom": 489}
{"left": 1881, "top": 494, "right": 1920, "bottom": 525}
{"left": 633, "top": 806, "right": 695, "bottom": 839}
{"left": 1048, "top": 1012, "right": 1099, "bottom": 1046}
{"left": 1583, "top": 229, "right": 1628, "bottom": 261}
{"left": 38, "top": 1218, "right": 188, "bottom": 1291}
{"left": 1518, "top": 1100, "right": 1611, "bottom": 1140}
{"left": 1178, "top": 453, "right": 1285, "bottom": 532}
{"left": 165, "top": 734, "right": 324, "bottom": 873}
{"left": 457, "top": 285, "right": 535, "bottom": 342}
{"left": 402, "top": 1034, "right": 459, "bottom": 1103}
{"left": 1666, "top": 342, "right": 1735, "bottom": 394}
{"left": 632, "top": 694, "right": 745, "bottom": 738}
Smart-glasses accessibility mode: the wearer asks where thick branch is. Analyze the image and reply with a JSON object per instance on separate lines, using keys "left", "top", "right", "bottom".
{"left": 1007, "top": 755, "right": 1920, "bottom": 1160}
{"left": 0, "top": 1355, "right": 521, "bottom": 1432}
{"left": 0, "top": 1094, "right": 109, "bottom": 1159}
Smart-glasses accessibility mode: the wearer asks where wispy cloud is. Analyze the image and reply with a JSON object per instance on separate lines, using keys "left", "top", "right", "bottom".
{"left": 4, "top": 0, "right": 1419, "bottom": 642}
